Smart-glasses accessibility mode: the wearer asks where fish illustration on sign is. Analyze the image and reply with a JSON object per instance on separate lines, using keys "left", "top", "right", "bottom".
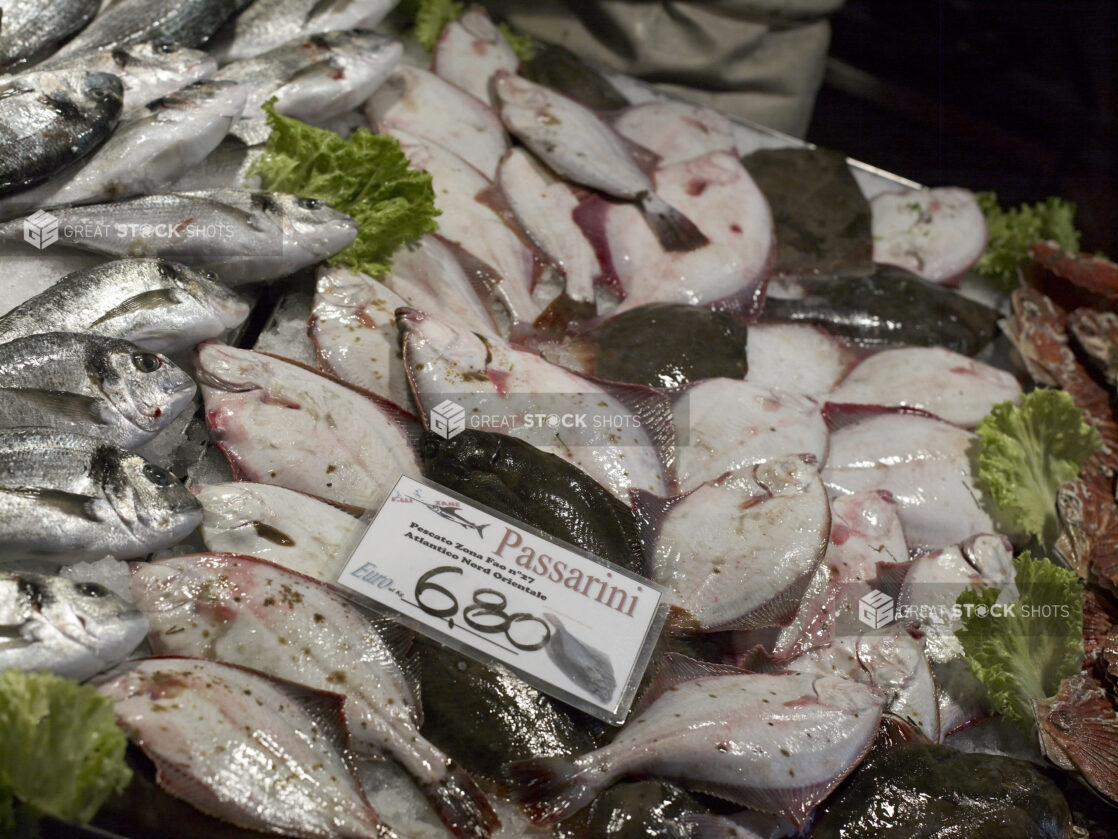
{"left": 409, "top": 493, "right": 488, "bottom": 538}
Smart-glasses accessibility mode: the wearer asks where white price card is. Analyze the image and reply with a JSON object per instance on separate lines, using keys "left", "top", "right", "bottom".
{"left": 336, "top": 475, "right": 666, "bottom": 724}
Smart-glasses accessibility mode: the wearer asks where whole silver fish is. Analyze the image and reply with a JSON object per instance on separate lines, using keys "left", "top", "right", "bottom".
{"left": 0, "top": 429, "right": 202, "bottom": 561}
{"left": 0, "top": 258, "right": 250, "bottom": 353}
{"left": 0, "top": 570, "right": 148, "bottom": 680}
{"left": 493, "top": 72, "right": 708, "bottom": 253}
{"left": 217, "top": 29, "right": 402, "bottom": 146}
{"left": 0, "top": 68, "right": 123, "bottom": 197}
{"left": 133, "top": 553, "right": 502, "bottom": 839}
{"left": 0, "top": 332, "right": 197, "bottom": 448}
{"left": 0, "top": 0, "right": 100, "bottom": 71}
{"left": 0, "top": 80, "right": 247, "bottom": 217}
{"left": 210, "top": 0, "right": 397, "bottom": 63}
{"left": 51, "top": 0, "right": 243, "bottom": 59}
{"left": 0, "top": 190, "right": 358, "bottom": 284}
{"left": 95, "top": 657, "right": 392, "bottom": 838}
{"left": 39, "top": 42, "right": 218, "bottom": 117}
{"left": 511, "top": 659, "right": 885, "bottom": 827}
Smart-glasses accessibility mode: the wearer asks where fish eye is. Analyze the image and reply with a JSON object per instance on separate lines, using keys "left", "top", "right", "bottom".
{"left": 142, "top": 463, "right": 176, "bottom": 487}
{"left": 90, "top": 86, "right": 112, "bottom": 100}
{"left": 76, "top": 582, "right": 110, "bottom": 598}
{"left": 296, "top": 197, "right": 323, "bottom": 210}
{"left": 203, "top": 270, "right": 218, "bottom": 282}
{"left": 155, "top": 43, "right": 178, "bottom": 54}
{"left": 132, "top": 352, "right": 163, "bottom": 373}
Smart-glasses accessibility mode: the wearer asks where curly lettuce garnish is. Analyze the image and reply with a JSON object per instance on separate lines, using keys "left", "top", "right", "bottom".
{"left": 0, "top": 670, "right": 131, "bottom": 831}
{"left": 956, "top": 552, "right": 1084, "bottom": 731}
{"left": 976, "top": 388, "right": 1100, "bottom": 546}
{"left": 975, "top": 191, "right": 1081, "bottom": 288}
{"left": 248, "top": 101, "right": 439, "bottom": 277}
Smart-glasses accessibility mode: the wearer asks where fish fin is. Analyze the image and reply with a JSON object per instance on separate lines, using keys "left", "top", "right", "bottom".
{"left": 572, "top": 194, "right": 625, "bottom": 299}
{"left": 90, "top": 289, "right": 184, "bottom": 326}
{"left": 677, "top": 814, "right": 770, "bottom": 839}
{"left": 505, "top": 755, "right": 602, "bottom": 825}
{"left": 369, "top": 616, "right": 424, "bottom": 723}
{"left": 0, "top": 487, "right": 103, "bottom": 521}
{"left": 820, "top": 402, "right": 940, "bottom": 433}
{"left": 0, "top": 388, "right": 105, "bottom": 424}
{"left": 588, "top": 377, "right": 678, "bottom": 489}
{"left": 631, "top": 487, "right": 689, "bottom": 554}
{"left": 420, "top": 763, "right": 501, "bottom": 839}
{"left": 637, "top": 652, "right": 750, "bottom": 710}
{"left": 874, "top": 559, "right": 913, "bottom": 600}
{"left": 306, "top": 0, "right": 351, "bottom": 21}
{"left": 638, "top": 191, "right": 709, "bottom": 253}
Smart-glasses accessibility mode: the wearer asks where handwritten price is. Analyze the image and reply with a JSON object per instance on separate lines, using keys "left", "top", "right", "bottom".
{"left": 415, "top": 566, "right": 551, "bottom": 651}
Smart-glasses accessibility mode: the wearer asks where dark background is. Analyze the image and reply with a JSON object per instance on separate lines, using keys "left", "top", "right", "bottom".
{"left": 809, "top": 0, "right": 1117, "bottom": 257}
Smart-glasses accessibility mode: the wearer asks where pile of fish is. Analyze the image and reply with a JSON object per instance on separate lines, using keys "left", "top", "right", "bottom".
{"left": 0, "top": 0, "right": 1109, "bottom": 837}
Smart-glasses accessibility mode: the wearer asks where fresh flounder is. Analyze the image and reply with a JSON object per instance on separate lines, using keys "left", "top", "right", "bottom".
{"left": 217, "top": 30, "right": 402, "bottom": 146}
{"left": 94, "top": 657, "right": 390, "bottom": 838}
{"left": 399, "top": 308, "right": 675, "bottom": 503}
{"left": 757, "top": 491, "right": 908, "bottom": 663}
{"left": 431, "top": 5, "right": 519, "bottom": 107}
{"left": 389, "top": 130, "right": 540, "bottom": 333}
{"left": 309, "top": 265, "right": 417, "bottom": 409}
{"left": 420, "top": 430, "right": 646, "bottom": 575}
{"left": 761, "top": 266, "right": 1000, "bottom": 356}
{"left": 0, "top": 570, "right": 147, "bottom": 681}
{"left": 577, "top": 150, "right": 775, "bottom": 315}
{"left": 133, "top": 553, "right": 502, "bottom": 839}
{"left": 0, "top": 0, "right": 99, "bottom": 71}
{"left": 494, "top": 72, "right": 708, "bottom": 253}
{"left": 0, "top": 332, "right": 196, "bottom": 449}
{"left": 871, "top": 188, "right": 987, "bottom": 284}
{"left": 50, "top": 0, "right": 242, "bottom": 59}
{"left": 0, "top": 80, "right": 248, "bottom": 216}
{"left": 197, "top": 342, "right": 420, "bottom": 509}
{"left": 0, "top": 429, "right": 202, "bottom": 561}
{"left": 821, "top": 405, "right": 998, "bottom": 551}
{"left": 0, "top": 190, "right": 358, "bottom": 285}
{"left": 634, "top": 459, "right": 830, "bottom": 633}
{"left": 611, "top": 100, "right": 735, "bottom": 167}
{"left": 42, "top": 42, "right": 218, "bottom": 118}
{"left": 673, "top": 379, "right": 829, "bottom": 493}
{"left": 497, "top": 147, "right": 601, "bottom": 305}
{"left": 381, "top": 235, "right": 499, "bottom": 337}
{"left": 510, "top": 657, "right": 885, "bottom": 827}
{"left": 211, "top": 0, "right": 397, "bottom": 63}
{"left": 828, "top": 346, "right": 1022, "bottom": 428}
{"left": 366, "top": 65, "right": 508, "bottom": 178}
{"left": 744, "top": 323, "right": 854, "bottom": 399}
{"left": 0, "top": 69, "right": 122, "bottom": 197}
{"left": 194, "top": 481, "right": 364, "bottom": 582}
{"left": 0, "top": 258, "right": 249, "bottom": 353}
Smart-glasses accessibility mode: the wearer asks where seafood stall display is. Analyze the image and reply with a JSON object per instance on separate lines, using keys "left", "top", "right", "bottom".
{"left": 0, "top": 1, "right": 1115, "bottom": 838}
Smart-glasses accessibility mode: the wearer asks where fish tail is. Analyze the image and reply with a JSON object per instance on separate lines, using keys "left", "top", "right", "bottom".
{"left": 472, "top": 523, "right": 488, "bottom": 537}
{"left": 505, "top": 754, "right": 604, "bottom": 824}
{"left": 421, "top": 762, "right": 501, "bottom": 839}
{"left": 639, "top": 192, "right": 709, "bottom": 252}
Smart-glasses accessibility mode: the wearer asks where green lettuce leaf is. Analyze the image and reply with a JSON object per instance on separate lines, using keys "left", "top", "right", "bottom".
{"left": 976, "top": 388, "right": 1100, "bottom": 546}
{"left": 412, "top": 0, "right": 463, "bottom": 50}
{"left": 497, "top": 22, "right": 538, "bottom": 62}
{"left": 0, "top": 670, "right": 131, "bottom": 827}
{"left": 975, "top": 191, "right": 1081, "bottom": 288}
{"left": 248, "top": 101, "right": 439, "bottom": 277}
{"left": 956, "top": 552, "right": 1083, "bottom": 731}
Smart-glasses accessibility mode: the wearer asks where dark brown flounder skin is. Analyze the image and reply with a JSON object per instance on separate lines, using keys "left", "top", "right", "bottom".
{"left": 578, "top": 303, "right": 750, "bottom": 390}
{"left": 413, "top": 635, "right": 610, "bottom": 787}
{"left": 420, "top": 430, "right": 645, "bottom": 576}
{"left": 518, "top": 43, "right": 631, "bottom": 112}
{"left": 811, "top": 743, "right": 1073, "bottom": 839}
{"left": 742, "top": 146, "right": 874, "bottom": 278}
{"left": 556, "top": 780, "right": 714, "bottom": 839}
{"left": 762, "top": 264, "right": 1000, "bottom": 355}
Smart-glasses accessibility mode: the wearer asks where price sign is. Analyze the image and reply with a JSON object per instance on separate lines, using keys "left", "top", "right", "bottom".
{"left": 336, "top": 475, "right": 666, "bottom": 724}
